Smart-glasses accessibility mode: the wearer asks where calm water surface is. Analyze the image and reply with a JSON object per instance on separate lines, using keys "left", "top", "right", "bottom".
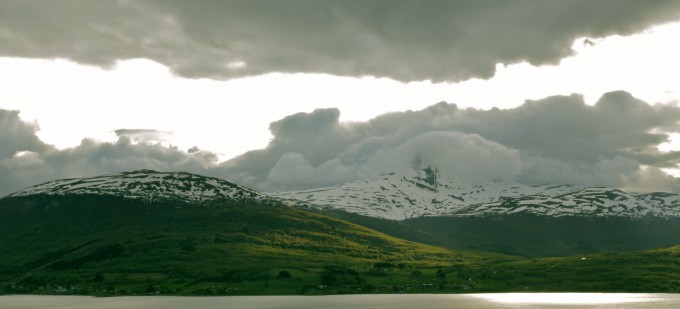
{"left": 1, "top": 293, "right": 679, "bottom": 308}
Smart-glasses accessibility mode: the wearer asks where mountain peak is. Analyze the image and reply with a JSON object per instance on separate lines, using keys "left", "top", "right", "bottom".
{"left": 272, "top": 171, "right": 680, "bottom": 220}
{"left": 6, "top": 170, "right": 269, "bottom": 204}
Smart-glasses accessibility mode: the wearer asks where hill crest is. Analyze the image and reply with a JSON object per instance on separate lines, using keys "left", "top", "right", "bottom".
{"left": 5, "top": 169, "right": 270, "bottom": 204}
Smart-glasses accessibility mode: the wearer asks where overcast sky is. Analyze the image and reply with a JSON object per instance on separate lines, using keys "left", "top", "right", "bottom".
{"left": 2, "top": 0, "right": 680, "bottom": 196}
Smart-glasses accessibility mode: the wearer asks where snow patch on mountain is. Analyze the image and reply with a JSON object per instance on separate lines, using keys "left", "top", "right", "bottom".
{"left": 272, "top": 168, "right": 680, "bottom": 220}
{"left": 6, "top": 169, "right": 271, "bottom": 204}
{"left": 8, "top": 168, "right": 680, "bottom": 220}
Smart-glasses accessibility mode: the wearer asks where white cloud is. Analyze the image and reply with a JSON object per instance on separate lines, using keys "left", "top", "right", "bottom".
{"left": 0, "top": 109, "right": 220, "bottom": 196}
{"left": 2, "top": 91, "right": 680, "bottom": 195}
{"left": 267, "top": 153, "right": 356, "bottom": 190}
{"left": 219, "top": 91, "right": 680, "bottom": 192}
{"left": 364, "top": 131, "right": 521, "bottom": 180}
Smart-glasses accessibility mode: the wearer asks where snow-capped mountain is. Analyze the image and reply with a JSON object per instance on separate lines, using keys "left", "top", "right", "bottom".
{"left": 272, "top": 168, "right": 680, "bottom": 220}
{"left": 6, "top": 169, "right": 272, "bottom": 204}
{"left": 7, "top": 168, "right": 680, "bottom": 221}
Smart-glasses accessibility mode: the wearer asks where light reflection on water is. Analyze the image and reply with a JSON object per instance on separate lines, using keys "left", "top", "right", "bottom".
{"left": 1, "top": 293, "right": 679, "bottom": 309}
{"left": 471, "top": 292, "right": 655, "bottom": 305}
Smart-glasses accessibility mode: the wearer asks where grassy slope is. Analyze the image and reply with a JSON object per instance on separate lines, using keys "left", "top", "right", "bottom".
{"left": 311, "top": 209, "right": 454, "bottom": 249}
{"left": 0, "top": 195, "right": 482, "bottom": 295}
{"left": 405, "top": 215, "right": 680, "bottom": 256}
{"left": 481, "top": 245, "right": 680, "bottom": 292}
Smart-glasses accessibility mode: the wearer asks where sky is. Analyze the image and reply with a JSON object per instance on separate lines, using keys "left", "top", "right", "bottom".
{"left": 2, "top": 0, "right": 680, "bottom": 196}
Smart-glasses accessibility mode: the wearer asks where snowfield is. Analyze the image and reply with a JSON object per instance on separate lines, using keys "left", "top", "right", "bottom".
{"left": 7, "top": 168, "right": 680, "bottom": 220}
{"left": 272, "top": 168, "right": 680, "bottom": 220}
{"left": 6, "top": 169, "right": 271, "bottom": 204}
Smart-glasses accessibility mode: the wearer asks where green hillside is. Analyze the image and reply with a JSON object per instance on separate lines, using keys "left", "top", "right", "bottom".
{"left": 0, "top": 193, "right": 678, "bottom": 296}
{"left": 478, "top": 245, "right": 680, "bottom": 292}
{"left": 0, "top": 194, "right": 480, "bottom": 295}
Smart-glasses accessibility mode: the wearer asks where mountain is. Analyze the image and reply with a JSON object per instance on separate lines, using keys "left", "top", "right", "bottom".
{"left": 273, "top": 168, "right": 680, "bottom": 256}
{"left": 0, "top": 170, "right": 476, "bottom": 295}
{"left": 272, "top": 168, "right": 680, "bottom": 220}
{"left": 1, "top": 170, "right": 679, "bottom": 295}
{"left": 6, "top": 169, "right": 272, "bottom": 204}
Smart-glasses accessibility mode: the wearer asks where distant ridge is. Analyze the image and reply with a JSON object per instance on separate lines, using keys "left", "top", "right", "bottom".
{"left": 273, "top": 168, "right": 680, "bottom": 220}
{"left": 10, "top": 168, "right": 680, "bottom": 220}
{"left": 5, "top": 169, "right": 271, "bottom": 204}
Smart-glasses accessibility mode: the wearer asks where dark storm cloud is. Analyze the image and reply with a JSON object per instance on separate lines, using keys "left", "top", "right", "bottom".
{"left": 220, "top": 91, "right": 680, "bottom": 192}
{"left": 0, "top": 109, "right": 50, "bottom": 158}
{"left": 1, "top": 0, "right": 679, "bottom": 81}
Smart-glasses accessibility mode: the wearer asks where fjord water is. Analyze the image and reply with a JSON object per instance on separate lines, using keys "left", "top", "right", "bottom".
{"left": 1, "top": 294, "right": 679, "bottom": 309}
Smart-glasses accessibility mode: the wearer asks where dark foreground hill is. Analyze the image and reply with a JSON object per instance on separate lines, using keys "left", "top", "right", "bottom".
{"left": 0, "top": 193, "right": 476, "bottom": 295}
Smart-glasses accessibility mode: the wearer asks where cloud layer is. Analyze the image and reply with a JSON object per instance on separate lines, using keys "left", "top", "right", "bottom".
{"left": 2, "top": 91, "right": 680, "bottom": 196}
{"left": 222, "top": 91, "right": 680, "bottom": 192}
{"left": 1, "top": 1, "right": 679, "bottom": 82}
{"left": 114, "top": 129, "right": 172, "bottom": 143}
{"left": 0, "top": 109, "right": 218, "bottom": 196}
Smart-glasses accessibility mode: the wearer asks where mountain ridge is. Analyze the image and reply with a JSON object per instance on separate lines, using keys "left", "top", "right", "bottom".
{"left": 272, "top": 168, "right": 680, "bottom": 220}
{"left": 9, "top": 168, "right": 680, "bottom": 221}
{"left": 5, "top": 169, "right": 274, "bottom": 205}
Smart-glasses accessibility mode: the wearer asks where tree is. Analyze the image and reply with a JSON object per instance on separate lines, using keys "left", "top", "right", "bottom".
{"left": 277, "top": 270, "right": 292, "bottom": 278}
